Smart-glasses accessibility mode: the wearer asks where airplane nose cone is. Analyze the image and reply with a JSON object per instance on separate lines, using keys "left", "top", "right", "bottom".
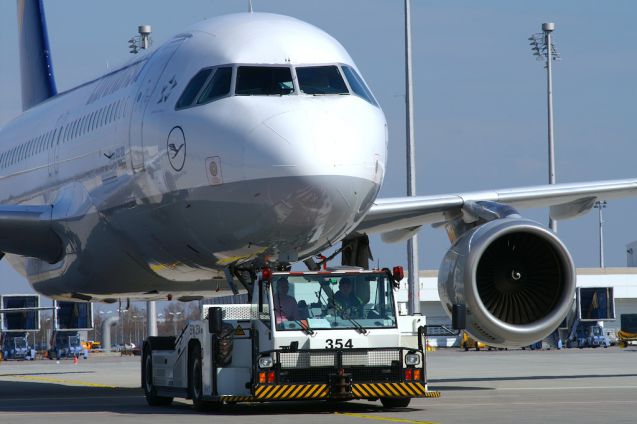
{"left": 245, "top": 97, "right": 386, "bottom": 185}
{"left": 239, "top": 97, "right": 386, "bottom": 257}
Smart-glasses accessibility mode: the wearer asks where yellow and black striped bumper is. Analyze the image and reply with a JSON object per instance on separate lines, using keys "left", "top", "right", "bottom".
{"left": 220, "top": 382, "right": 439, "bottom": 403}
{"left": 352, "top": 382, "right": 440, "bottom": 399}
{"left": 254, "top": 383, "right": 329, "bottom": 400}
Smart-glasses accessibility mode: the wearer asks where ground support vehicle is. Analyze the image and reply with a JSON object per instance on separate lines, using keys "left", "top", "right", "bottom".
{"left": 142, "top": 268, "right": 440, "bottom": 409}
{"left": 461, "top": 331, "right": 487, "bottom": 351}
{"left": 617, "top": 330, "right": 637, "bottom": 348}
{"left": 1, "top": 332, "right": 35, "bottom": 360}
{"left": 47, "top": 331, "right": 89, "bottom": 359}
{"left": 568, "top": 322, "right": 610, "bottom": 348}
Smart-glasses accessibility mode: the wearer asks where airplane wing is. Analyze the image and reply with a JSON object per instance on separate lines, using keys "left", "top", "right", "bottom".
{"left": 356, "top": 178, "right": 637, "bottom": 242}
{"left": 0, "top": 204, "right": 63, "bottom": 263}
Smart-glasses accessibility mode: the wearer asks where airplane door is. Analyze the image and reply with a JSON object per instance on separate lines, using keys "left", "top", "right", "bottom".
{"left": 48, "top": 112, "right": 69, "bottom": 176}
{"left": 129, "top": 37, "right": 186, "bottom": 172}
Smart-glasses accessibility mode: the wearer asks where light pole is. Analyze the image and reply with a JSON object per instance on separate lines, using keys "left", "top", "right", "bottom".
{"left": 404, "top": 0, "right": 420, "bottom": 315}
{"left": 594, "top": 201, "right": 607, "bottom": 268}
{"left": 168, "top": 312, "right": 183, "bottom": 335}
{"left": 529, "top": 23, "right": 560, "bottom": 232}
{"left": 98, "top": 310, "right": 112, "bottom": 343}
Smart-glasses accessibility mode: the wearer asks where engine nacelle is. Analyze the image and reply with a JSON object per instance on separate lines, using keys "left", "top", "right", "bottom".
{"left": 438, "top": 218, "right": 575, "bottom": 348}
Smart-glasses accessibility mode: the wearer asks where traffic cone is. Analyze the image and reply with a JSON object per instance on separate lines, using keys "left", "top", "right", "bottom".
{"left": 73, "top": 356, "right": 78, "bottom": 365}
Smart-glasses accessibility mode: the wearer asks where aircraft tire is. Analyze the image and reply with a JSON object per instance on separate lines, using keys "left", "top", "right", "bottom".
{"left": 142, "top": 348, "right": 172, "bottom": 407}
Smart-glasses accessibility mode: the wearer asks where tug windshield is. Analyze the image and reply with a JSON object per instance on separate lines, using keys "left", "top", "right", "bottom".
{"left": 271, "top": 273, "right": 396, "bottom": 331}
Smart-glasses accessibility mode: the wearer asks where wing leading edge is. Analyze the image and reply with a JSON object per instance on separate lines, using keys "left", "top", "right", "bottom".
{"left": 356, "top": 178, "right": 637, "bottom": 240}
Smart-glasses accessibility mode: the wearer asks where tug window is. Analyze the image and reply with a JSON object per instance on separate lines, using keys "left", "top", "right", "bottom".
{"left": 296, "top": 66, "right": 348, "bottom": 95}
{"left": 197, "top": 67, "right": 232, "bottom": 104}
{"left": 235, "top": 66, "right": 294, "bottom": 96}
{"left": 176, "top": 69, "right": 213, "bottom": 109}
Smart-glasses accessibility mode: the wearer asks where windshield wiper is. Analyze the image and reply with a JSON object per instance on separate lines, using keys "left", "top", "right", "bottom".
{"left": 341, "top": 311, "right": 367, "bottom": 335}
{"left": 294, "top": 319, "right": 314, "bottom": 335}
{"left": 327, "top": 295, "right": 368, "bottom": 335}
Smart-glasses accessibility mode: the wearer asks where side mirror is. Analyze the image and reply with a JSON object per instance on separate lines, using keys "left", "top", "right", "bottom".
{"left": 208, "top": 307, "right": 223, "bottom": 334}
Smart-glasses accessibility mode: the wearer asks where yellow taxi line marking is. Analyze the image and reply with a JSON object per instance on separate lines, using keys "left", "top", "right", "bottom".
{"left": 336, "top": 412, "right": 440, "bottom": 424}
{"left": 10, "top": 375, "right": 117, "bottom": 388}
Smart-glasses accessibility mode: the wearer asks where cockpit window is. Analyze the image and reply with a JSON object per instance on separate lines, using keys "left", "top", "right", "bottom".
{"left": 341, "top": 65, "right": 378, "bottom": 107}
{"left": 235, "top": 66, "right": 294, "bottom": 96}
{"left": 176, "top": 69, "right": 212, "bottom": 109}
{"left": 197, "top": 67, "right": 232, "bottom": 104}
{"left": 296, "top": 66, "right": 348, "bottom": 95}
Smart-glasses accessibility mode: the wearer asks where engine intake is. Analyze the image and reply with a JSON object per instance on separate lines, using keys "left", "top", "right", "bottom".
{"left": 438, "top": 218, "right": 575, "bottom": 348}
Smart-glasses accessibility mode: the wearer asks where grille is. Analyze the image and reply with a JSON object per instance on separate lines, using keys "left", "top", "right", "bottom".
{"left": 342, "top": 349, "right": 400, "bottom": 367}
{"left": 278, "top": 367, "right": 333, "bottom": 384}
{"left": 277, "top": 366, "right": 399, "bottom": 384}
{"left": 279, "top": 351, "right": 336, "bottom": 368}
{"left": 272, "top": 348, "right": 410, "bottom": 384}
{"left": 202, "top": 304, "right": 269, "bottom": 320}
{"left": 349, "top": 366, "right": 400, "bottom": 382}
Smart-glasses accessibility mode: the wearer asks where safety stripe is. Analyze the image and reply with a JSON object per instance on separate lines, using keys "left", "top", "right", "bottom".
{"left": 311, "top": 386, "right": 322, "bottom": 399}
{"left": 383, "top": 383, "right": 400, "bottom": 396}
{"left": 350, "top": 383, "right": 440, "bottom": 399}
{"left": 256, "top": 385, "right": 272, "bottom": 398}
{"left": 360, "top": 385, "right": 374, "bottom": 397}
{"left": 352, "top": 385, "right": 364, "bottom": 397}
{"left": 409, "top": 382, "right": 425, "bottom": 395}
{"left": 221, "top": 396, "right": 253, "bottom": 402}
{"left": 289, "top": 384, "right": 305, "bottom": 398}
{"left": 305, "top": 385, "right": 319, "bottom": 398}
{"left": 377, "top": 384, "right": 393, "bottom": 397}
{"left": 401, "top": 383, "right": 417, "bottom": 396}
{"left": 269, "top": 385, "right": 288, "bottom": 399}
{"left": 392, "top": 383, "right": 409, "bottom": 396}
{"left": 296, "top": 385, "right": 312, "bottom": 398}
{"left": 253, "top": 384, "right": 329, "bottom": 400}
{"left": 278, "top": 385, "right": 296, "bottom": 399}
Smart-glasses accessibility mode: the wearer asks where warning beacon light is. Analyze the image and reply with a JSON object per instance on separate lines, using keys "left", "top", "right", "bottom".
{"left": 392, "top": 266, "right": 404, "bottom": 282}
{"left": 261, "top": 267, "right": 273, "bottom": 282}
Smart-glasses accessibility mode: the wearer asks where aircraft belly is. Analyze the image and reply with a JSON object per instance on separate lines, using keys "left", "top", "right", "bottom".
{"left": 110, "top": 174, "right": 378, "bottom": 270}
{"left": 26, "top": 174, "right": 377, "bottom": 300}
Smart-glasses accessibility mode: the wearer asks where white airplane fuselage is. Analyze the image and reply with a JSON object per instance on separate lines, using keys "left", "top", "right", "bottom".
{"left": 0, "top": 13, "right": 387, "bottom": 301}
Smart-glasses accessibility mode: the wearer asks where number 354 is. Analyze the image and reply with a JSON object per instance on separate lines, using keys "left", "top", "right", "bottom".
{"left": 325, "top": 339, "right": 353, "bottom": 349}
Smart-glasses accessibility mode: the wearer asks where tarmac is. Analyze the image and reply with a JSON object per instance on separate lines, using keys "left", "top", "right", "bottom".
{"left": 0, "top": 347, "right": 635, "bottom": 424}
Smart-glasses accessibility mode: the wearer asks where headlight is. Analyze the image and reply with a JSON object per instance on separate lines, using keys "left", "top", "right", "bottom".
{"left": 258, "top": 356, "right": 273, "bottom": 368}
{"left": 405, "top": 353, "right": 420, "bottom": 366}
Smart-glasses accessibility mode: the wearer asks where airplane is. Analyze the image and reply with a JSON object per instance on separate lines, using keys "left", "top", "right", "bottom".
{"left": 2, "top": 0, "right": 637, "bottom": 347}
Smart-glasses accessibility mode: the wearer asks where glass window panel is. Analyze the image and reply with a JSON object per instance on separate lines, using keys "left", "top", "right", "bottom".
{"left": 341, "top": 65, "right": 378, "bottom": 107}
{"left": 235, "top": 66, "right": 294, "bottom": 96}
{"left": 296, "top": 65, "right": 348, "bottom": 95}
{"left": 176, "top": 69, "right": 213, "bottom": 109}
{"left": 197, "top": 67, "right": 232, "bottom": 104}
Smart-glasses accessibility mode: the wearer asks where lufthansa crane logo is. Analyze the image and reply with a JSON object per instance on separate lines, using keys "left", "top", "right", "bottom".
{"left": 167, "top": 126, "right": 186, "bottom": 171}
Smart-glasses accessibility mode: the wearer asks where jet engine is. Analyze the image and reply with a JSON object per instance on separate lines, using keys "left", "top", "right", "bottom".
{"left": 438, "top": 218, "right": 575, "bottom": 348}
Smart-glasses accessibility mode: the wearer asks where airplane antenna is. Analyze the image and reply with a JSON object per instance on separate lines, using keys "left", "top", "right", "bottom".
{"left": 248, "top": 0, "right": 253, "bottom": 13}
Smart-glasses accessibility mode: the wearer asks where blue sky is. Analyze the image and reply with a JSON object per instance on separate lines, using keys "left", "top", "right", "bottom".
{"left": 1, "top": 1, "right": 636, "bottom": 295}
